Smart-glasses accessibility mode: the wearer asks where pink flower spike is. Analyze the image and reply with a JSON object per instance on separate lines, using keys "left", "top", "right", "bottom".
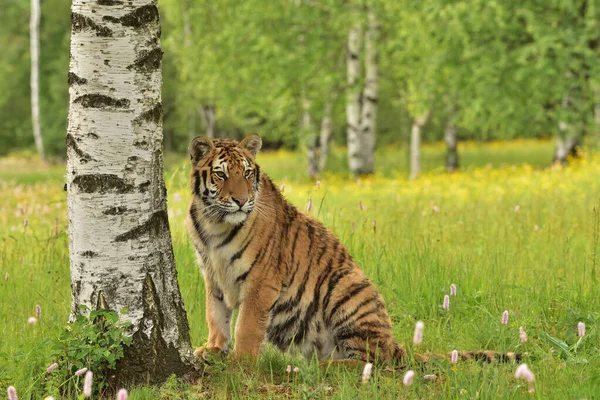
{"left": 451, "top": 350, "right": 458, "bottom": 364}
{"left": 28, "top": 317, "right": 37, "bottom": 325}
{"left": 423, "top": 374, "right": 436, "bottom": 380}
{"left": 359, "top": 201, "right": 364, "bottom": 211}
{"left": 36, "top": 305, "right": 41, "bottom": 319}
{"left": 450, "top": 284, "right": 456, "bottom": 296}
{"left": 443, "top": 295, "right": 450, "bottom": 310}
{"left": 74, "top": 367, "right": 88, "bottom": 376}
{"left": 361, "top": 362, "right": 373, "bottom": 384}
{"left": 293, "top": 367, "right": 299, "bottom": 373}
{"left": 514, "top": 205, "right": 520, "bottom": 213}
{"left": 286, "top": 365, "right": 291, "bottom": 373}
{"left": 173, "top": 193, "right": 181, "bottom": 202}
{"left": 46, "top": 362, "right": 58, "bottom": 373}
{"left": 7, "top": 386, "right": 18, "bottom": 400}
{"left": 4, "top": 272, "right": 9, "bottom": 281}
{"left": 403, "top": 370, "right": 415, "bottom": 386}
{"left": 519, "top": 327, "right": 528, "bottom": 343}
{"left": 83, "top": 371, "right": 93, "bottom": 397}
{"left": 515, "top": 363, "right": 535, "bottom": 383}
{"left": 534, "top": 225, "right": 540, "bottom": 232}
{"left": 578, "top": 322, "right": 585, "bottom": 337}
{"left": 432, "top": 205, "right": 440, "bottom": 213}
{"left": 117, "top": 389, "right": 128, "bottom": 400}
{"left": 501, "top": 310, "right": 509, "bottom": 325}
{"left": 306, "top": 198, "right": 312, "bottom": 212}
{"left": 316, "top": 181, "right": 321, "bottom": 189}
{"left": 413, "top": 321, "right": 424, "bottom": 345}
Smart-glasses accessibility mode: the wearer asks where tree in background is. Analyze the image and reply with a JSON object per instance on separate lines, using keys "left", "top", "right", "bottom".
{"left": 346, "top": 6, "right": 379, "bottom": 176}
{"left": 29, "top": 0, "right": 44, "bottom": 161}
{"left": 66, "top": 0, "right": 194, "bottom": 384}
{"left": 2, "top": 0, "right": 600, "bottom": 172}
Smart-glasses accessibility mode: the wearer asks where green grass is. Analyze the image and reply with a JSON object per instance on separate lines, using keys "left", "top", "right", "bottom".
{"left": 1, "top": 140, "right": 599, "bottom": 399}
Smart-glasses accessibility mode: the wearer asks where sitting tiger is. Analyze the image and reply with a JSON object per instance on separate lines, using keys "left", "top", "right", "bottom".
{"left": 186, "top": 134, "right": 519, "bottom": 365}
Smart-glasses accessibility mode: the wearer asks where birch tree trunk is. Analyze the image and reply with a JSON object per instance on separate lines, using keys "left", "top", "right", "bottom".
{"left": 444, "top": 107, "right": 459, "bottom": 172}
{"left": 200, "top": 105, "right": 216, "bottom": 139}
{"left": 346, "top": 25, "right": 363, "bottom": 176}
{"left": 357, "top": 10, "right": 378, "bottom": 175}
{"left": 67, "top": 0, "right": 195, "bottom": 385}
{"left": 318, "top": 101, "right": 333, "bottom": 173}
{"left": 553, "top": 95, "right": 580, "bottom": 165}
{"left": 553, "top": 122, "right": 580, "bottom": 165}
{"left": 594, "top": 87, "right": 600, "bottom": 142}
{"left": 30, "top": 0, "right": 44, "bottom": 161}
{"left": 183, "top": 0, "right": 196, "bottom": 142}
{"left": 410, "top": 112, "right": 430, "bottom": 180}
{"left": 303, "top": 97, "right": 319, "bottom": 178}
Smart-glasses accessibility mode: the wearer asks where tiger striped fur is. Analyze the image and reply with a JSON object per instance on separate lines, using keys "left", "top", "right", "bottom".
{"left": 185, "top": 134, "right": 520, "bottom": 366}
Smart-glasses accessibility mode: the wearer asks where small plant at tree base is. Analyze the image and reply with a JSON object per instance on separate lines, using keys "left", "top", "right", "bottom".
{"left": 48, "top": 305, "right": 132, "bottom": 396}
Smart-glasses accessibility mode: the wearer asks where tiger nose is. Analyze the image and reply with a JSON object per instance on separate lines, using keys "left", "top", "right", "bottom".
{"left": 232, "top": 196, "right": 247, "bottom": 207}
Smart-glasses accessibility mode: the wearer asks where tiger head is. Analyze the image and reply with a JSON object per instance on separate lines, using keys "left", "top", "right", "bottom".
{"left": 189, "top": 134, "right": 262, "bottom": 225}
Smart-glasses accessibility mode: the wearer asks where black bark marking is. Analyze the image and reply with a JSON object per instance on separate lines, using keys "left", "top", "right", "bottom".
{"left": 103, "top": 4, "right": 159, "bottom": 28}
{"left": 72, "top": 174, "right": 134, "bottom": 194}
{"left": 81, "top": 250, "right": 98, "bottom": 258}
{"left": 133, "top": 139, "right": 149, "bottom": 149}
{"left": 98, "top": 0, "right": 123, "bottom": 5}
{"left": 134, "top": 103, "right": 162, "bottom": 124}
{"left": 115, "top": 272, "right": 195, "bottom": 385}
{"left": 66, "top": 134, "right": 94, "bottom": 162}
{"left": 71, "top": 13, "right": 113, "bottom": 37}
{"left": 114, "top": 210, "right": 168, "bottom": 242}
{"left": 68, "top": 72, "right": 87, "bottom": 86}
{"left": 74, "top": 94, "right": 130, "bottom": 109}
{"left": 103, "top": 206, "right": 128, "bottom": 215}
{"left": 127, "top": 48, "right": 162, "bottom": 72}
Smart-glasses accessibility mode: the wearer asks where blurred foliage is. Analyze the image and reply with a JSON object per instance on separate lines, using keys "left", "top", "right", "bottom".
{"left": 0, "top": 0, "right": 598, "bottom": 158}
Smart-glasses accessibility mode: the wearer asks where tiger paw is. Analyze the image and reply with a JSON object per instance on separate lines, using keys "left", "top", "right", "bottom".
{"left": 194, "top": 346, "right": 227, "bottom": 364}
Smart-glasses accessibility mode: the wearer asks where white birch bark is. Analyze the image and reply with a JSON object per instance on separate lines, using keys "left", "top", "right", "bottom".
{"left": 30, "top": 0, "right": 44, "bottom": 161}
{"left": 444, "top": 106, "right": 459, "bottom": 172}
{"left": 183, "top": 1, "right": 196, "bottom": 142}
{"left": 302, "top": 97, "right": 319, "bottom": 178}
{"left": 318, "top": 101, "right": 332, "bottom": 173}
{"left": 66, "top": 0, "right": 194, "bottom": 384}
{"left": 346, "top": 25, "right": 362, "bottom": 175}
{"left": 200, "top": 105, "right": 216, "bottom": 139}
{"left": 358, "top": 10, "right": 378, "bottom": 175}
{"left": 554, "top": 94, "right": 580, "bottom": 164}
{"left": 594, "top": 87, "right": 600, "bottom": 141}
{"left": 410, "top": 112, "right": 429, "bottom": 180}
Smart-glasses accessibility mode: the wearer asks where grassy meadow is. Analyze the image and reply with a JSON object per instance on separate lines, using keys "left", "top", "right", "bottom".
{"left": 1, "top": 140, "right": 599, "bottom": 399}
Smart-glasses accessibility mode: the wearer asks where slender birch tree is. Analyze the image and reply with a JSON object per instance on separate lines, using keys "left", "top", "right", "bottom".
{"left": 409, "top": 111, "right": 430, "bottom": 180}
{"left": 30, "top": 0, "right": 44, "bottom": 160}
{"left": 444, "top": 105, "right": 459, "bottom": 172}
{"left": 358, "top": 10, "right": 378, "bottom": 174}
{"left": 66, "top": 0, "right": 195, "bottom": 384}
{"left": 346, "top": 9, "right": 379, "bottom": 176}
{"left": 318, "top": 101, "right": 333, "bottom": 173}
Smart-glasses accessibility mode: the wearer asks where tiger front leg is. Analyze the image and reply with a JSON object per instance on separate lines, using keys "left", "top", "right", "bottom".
{"left": 232, "top": 283, "right": 280, "bottom": 361}
{"left": 195, "top": 276, "right": 232, "bottom": 361}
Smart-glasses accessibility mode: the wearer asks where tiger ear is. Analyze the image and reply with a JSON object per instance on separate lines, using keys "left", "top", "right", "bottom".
{"left": 239, "top": 134, "right": 262, "bottom": 158}
{"left": 190, "top": 136, "right": 215, "bottom": 164}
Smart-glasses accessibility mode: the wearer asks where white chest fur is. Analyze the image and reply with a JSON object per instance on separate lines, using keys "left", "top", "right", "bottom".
{"left": 199, "top": 239, "right": 252, "bottom": 309}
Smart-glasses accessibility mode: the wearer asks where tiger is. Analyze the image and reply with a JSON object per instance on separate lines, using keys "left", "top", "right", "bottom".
{"left": 185, "top": 134, "right": 520, "bottom": 366}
